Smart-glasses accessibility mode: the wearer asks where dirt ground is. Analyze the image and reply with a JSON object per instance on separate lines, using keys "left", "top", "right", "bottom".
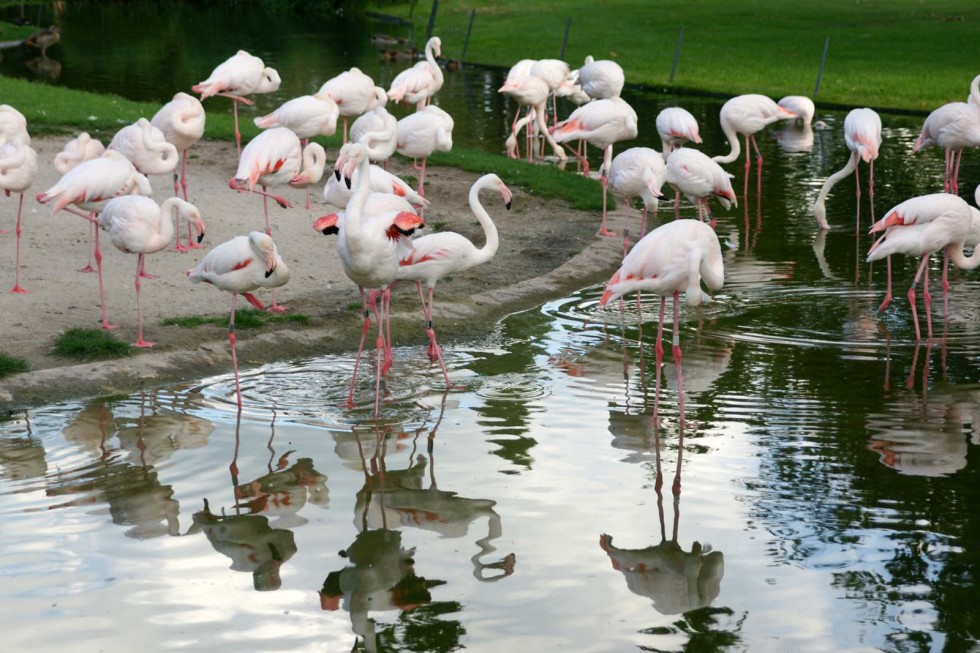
{"left": 0, "top": 135, "right": 627, "bottom": 408}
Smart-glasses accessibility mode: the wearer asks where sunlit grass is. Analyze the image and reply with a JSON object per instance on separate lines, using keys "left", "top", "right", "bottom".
{"left": 52, "top": 328, "right": 132, "bottom": 360}
{"left": 162, "top": 309, "right": 310, "bottom": 329}
{"left": 0, "top": 352, "right": 29, "bottom": 378}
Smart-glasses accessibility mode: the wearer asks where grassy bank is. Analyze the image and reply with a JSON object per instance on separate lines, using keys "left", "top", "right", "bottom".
{"left": 387, "top": 0, "right": 978, "bottom": 112}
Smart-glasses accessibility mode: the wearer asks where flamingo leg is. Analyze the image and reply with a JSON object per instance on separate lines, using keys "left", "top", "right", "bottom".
{"left": 172, "top": 171, "right": 188, "bottom": 253}
{"left": 233, "top": 100, "right": 242, "bottom": 157}
{"left": 180, "top": 149, "right": 190, "bottom": 201}
{"left": 92, "top": 224, "right": 118, "bottom": 330}
{"left": 878, "top": 255, "right": 894, "bottom": 313}
{"left": 621, "top": 202, "right": 631, "bottom": 257}
{"left": 868, "top": 158, "right": 876, "bottom": 223}
{"left": 417, "top": 157, "right": 428, "bottom": 198}
{"left": 422, "top": 285, "right": 450, "bottom": 386}
{"left": 261, "top": 189, "right": 286, "bottom": 313}
{"left": 228, "top": 293, "right": 243, "bottom": 409}
{"left": 942, "top": 249, "right": 951, "bottom": 331}
{"left": 671, "top": 290, "right": 685, "bottom": 432}
{"left": 923, "top": 261, "right": 933, "bottom": 341}
{"left": 381, "top": 287, "right": 393, "bottom": 376}
{"left": 952, "top": 150, "right": 963, "bottom": 195}
{"left": 907, "top": 254, "right": 931, "bottom": 342}
{"left": 9, "top": 194, "right": 28, "bottom": 294}
{"left": 597, "top": 146, "right": 615, "bottom": 238}
{"left": 742, "top": 133, "right": 751, "bottom": 197}
{"left": 346, "top": 288, "right": 372, "bottom": 409}
{"left": 79, "top": 219, "right": 96, "bottom": 272}
{"left": 133, "top": 253, "right": 154, "bottom": 348}
{"left": 652, "top": 296, "right": 666, "bottom": 429}
{"left": 752, "top": 134, "right": 763, "bottom": 187}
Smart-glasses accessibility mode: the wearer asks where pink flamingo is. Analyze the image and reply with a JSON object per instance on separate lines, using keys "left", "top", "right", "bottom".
{"left": 530, "top": 58, "right": 571, "bottom": 127}
{"left": 330, "top": 142, "right": 424, "bottom": 415}
{"left": 99, "top": 196, "right": 206, "bottom": 347}
{"left": 656, "top": 107, "right": 702, "bottom": 159}
{"left": 319, "top": 68, "right": 387, "bottom": 143}
{"left": 36, "top": 150, "right": 152, "bottom": 330}
{"left": 712, "top": 94, "right": 797, "bottom": 196}
{"left": 598, "top": 219, "right": 725, "bottom": 436}
{"left": 188, "top": 231, "right": 289, "bottom": 408}
{"left": 0, "top": 105, "right": 29, "bottom": 147}
{"left": 577, "top": 56, "right": 625, "bottom": 100}
{"left": 867, "top": 187, "right": 980, "bottom": 340}
{"left": 912, "top": 74, "right": 980, "bottom": 194}
{"left": 322, "top": 161, "right": 427, "bottom": 210}
{"left": 608, "top": 147, "right": 666, "bottom": 251}
{"left": 53, "top": 132, "right": 105, "bottom": 270}
{"left": 395, "top": 105, "right": 454, "bottom": 199}
{"left": 349, "top": 106, "right": 399, "bottom": 166}
{"left": 0, "top": 140, "right": 38, "bottom": 293}
{"left": 551, "top": 96, "right": 639, "bottom": 237}
{"left": 396, "top": 173, "right": 513, "bottom": 384}
{"left": 193, "top": 50, "right": 281, "bottom": 156}
{"left": 666, "top": 147, "right": 737, "bottom": 226}
{"left": 151, "top": 92, "right": 207, "bottom": 249}
{"left": 498, "top": 58, "right": 538, "bottom": 138}
{"left": 500, "top": 74, "right": 566, "bottom": 162}
{"left": 387, "top": 36, "right": 444, "bottom": 111}
{"left": 811, "top": 108, "right": 882, "bottom": 231}
{"left": 777, "top": 95, "right": 815, "bottom": 127}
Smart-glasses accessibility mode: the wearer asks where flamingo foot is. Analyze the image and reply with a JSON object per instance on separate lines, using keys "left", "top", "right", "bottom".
{"left": 77, "top": 264, "right": 96, "bottom": 273}
{"left": 139, "top": 271, "right": 158, "bottom": 279}
{"left": 174, "top": 243, "right": 190, "bottom": 253}
{"left": 597, "top": 227, "right": 617, "bottom": 238}
{"left": 134, "top": 339, "right": 156, "bottom": 348}
{"left": 267, "top": 303, "right": 287, "bottom": 313}
{"left": 101, "top": 320, "right": 119, "bottom": 331}
{"left": 186, "top": 241, "right": 206, "bottom": 250}
{"left": 877, "top": 293, "right": 893, "bottom": 314}
{"left": 427, "top": 342, "right": 440, "bottom": 362}
{"left": 9, "top": 284, "right": 28, "bottom": 294}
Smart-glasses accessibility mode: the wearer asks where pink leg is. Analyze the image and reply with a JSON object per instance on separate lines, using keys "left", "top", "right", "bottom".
{"left": 952, "top": 150, "right": 963, "bottom": 195}
{"left": 868, "top": 158, "right": 876, "bottom": 223}
{"left": 261, "top": 191, "right": 286, "bottom": 313}
{"left": 742, "top": 134, "right": 751, "bottom": 197}
{"left": 640, "top": 205, "right": 648, "bottom": 240}
{"left": 342, "top": 117, "right": 349, "bottom": 145}
{"left": 671, "top": 290, "right": 685, "bottom": 432}
{"left": 560, "top": 142, "right": 590, "bottom": 175}
{"left": 382, "top": 287, "right": 394, "bottom": 376}
{"left": 180, "top": 150, "right": 190, "bottom": 201}
{"left": 752, "top": 135, "right": 763, "bottom": 182}
{"left": 942, "top": 250, "right": 950, "bottom": 328}
{"left": 923, "top": 262, "right": 933, "bottom": 341}
{"left": 417, "top": 158, "right": 428, "bottom": 198}
{"left": 370, "top": 290, "right": 387, "bottom": 416}
{"left": 138, "top": 254, "right": 157, "bottom": 279}
{"left": 598, "top": 150, "right": 615, "bottom": 238}
{"left": 652, "top": 296, "right": 666, "bottom": 428}
{"left": 422, "top": 285, "right": 450, "bottom": 385}
{"left": 134, "top": 253, "right": 155, "bottom": 348}
{"left": 79, "top": 220, "right": 96, "bottom": 272}
{"left": 878, "top": 255, "right": 893, "bottom": 313}
{"left": 943, "top": 149, "right": 952, "bottom": 192}
{"left": 854, "top": 158, "right": 862, "bottom": 231}
{"left": 172, "top": 172, "right": 188, "bottom": 252}
{"left": 228, "top": 293, "right": 243, "bottom": 409}
{"left": 673, "top": 191, "right": 681, "bottom": 218}
{"left": 907, "top": 254, "right": 931, "bottom": 342}
{"left": 233, "top": 100, "right": 242, "bottom": 157}
{"left": 346, "top": 289, "right": 372, "bottom": 409}
{"left": 9, "top": 194, "right": 28, "bottom": 294}
{"left": 93, "top": 226, "right": 118, "bottom": 330}
{"left": 621, "top": 203, "right": 631, "bottom": 256}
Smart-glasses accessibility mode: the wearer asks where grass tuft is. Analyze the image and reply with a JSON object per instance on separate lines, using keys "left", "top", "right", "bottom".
{"left": 162, "top": 309, "right": 309, "bottom": 329}
{"left": 0, "top": 352, "right": 29, "bottom": 379}
{"left": 52, "top": 329, "right": 132, "bottom": 361}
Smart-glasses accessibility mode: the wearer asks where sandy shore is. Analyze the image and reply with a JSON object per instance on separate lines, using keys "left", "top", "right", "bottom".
{"left": 0, "top": 135, "right": 626, "bottom": 408}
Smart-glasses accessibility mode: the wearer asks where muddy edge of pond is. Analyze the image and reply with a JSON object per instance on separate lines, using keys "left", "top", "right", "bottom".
{"left": 0, "top": 136, "right": 626, "bottom": 410}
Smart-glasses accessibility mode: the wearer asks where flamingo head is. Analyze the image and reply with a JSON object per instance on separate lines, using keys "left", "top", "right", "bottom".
{"left": 314, "top": 213, "right": 341, "bottom": 235}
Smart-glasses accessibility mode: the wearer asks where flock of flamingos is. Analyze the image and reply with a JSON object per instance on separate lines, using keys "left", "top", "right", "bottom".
{"left": 1, "top": 36, "right": 979, "bottom": 421}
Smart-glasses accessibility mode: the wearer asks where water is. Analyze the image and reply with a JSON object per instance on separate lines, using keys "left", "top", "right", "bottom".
{"left": 4, "top": 3, "right": 980, "bottom": 652}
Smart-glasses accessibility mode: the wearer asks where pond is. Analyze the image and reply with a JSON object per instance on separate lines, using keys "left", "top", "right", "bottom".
{"left": 3, "top": 2, "right": 980, "bottom": 652}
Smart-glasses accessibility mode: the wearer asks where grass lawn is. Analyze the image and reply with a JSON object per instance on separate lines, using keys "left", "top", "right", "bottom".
{"left": 388, "top": 0, "right": 979, "bottom": 112}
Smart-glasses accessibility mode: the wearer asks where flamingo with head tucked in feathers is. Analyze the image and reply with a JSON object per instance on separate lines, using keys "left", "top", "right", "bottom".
{"left": 1, "top": 140, "right": 38, "bottom": 293}
{"left": 665, "top": 147, "right": 736, "bottom": 228}
{"left": 51, "top": 132, "right": 105, "bottom": 272}
{"left": 608, "top": 147, "right": 666, "bottom": 252}
{"left": 656, "top": 107, "right": 702, "bottom": 159}
{"left": 396, "top": 105, "right": 454, "bottom": 199}
{"left": 152, "top": 92, "right": 207, "bottom": 250}
{"left": 319, "top": 68, "right": 387, "bottom": 143}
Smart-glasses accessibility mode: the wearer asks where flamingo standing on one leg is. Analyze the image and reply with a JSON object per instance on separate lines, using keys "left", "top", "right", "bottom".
{"left": 36, "top": 150, "right": 152, "bottom": 330}
{"left": 598, "top": 219, "right": 724, "bottom": 459}
{"left": 551, "top": 96, "right": 639, "bottom": 237}
{"left": 387, "top": 36, "right": 445, "bottom": 112}
{"left": 53, "top": 132, "right": 105, "bottom": 270}
{"left": 151, "top": 92, "right": 207, "bottom": 248}
{"left": 665, "top": 147, "right": 737, "bottom": 226}
{"left": 99, "top": 196, "right": 206, "bottom": 347}
{"left": 811, "top": 108, "right": 882, "bottom": 231}
{"left": 912, "top": 74, "right": 980, "bottom": 195}
{"left": 0, "top": 140, "right": 38, "bottom": 293}
{"left": 188, "top": 232, "right": 289, "bottom": 408}
{"left": 656, "top": 107, "right": 702, "bottom": 160}
{"left": 867, "top": 188, "right": 980, "bottom": 341}
{"left": 712, "top": 94, "right": 797, "bottom": 196}
{"left": 395, "top": 105, "right": 454, "bottom": 199}
{"left": 193, "top": 50, "right": 281, "bottom": 156}
{"left": 319, "top": 68, "right": 387, "bottom": 143}
{"left": 608, "top": 147, "right": 666, "bottom": 252}
{"left": 395, "top": 173, "right": 513, "bottom": 384}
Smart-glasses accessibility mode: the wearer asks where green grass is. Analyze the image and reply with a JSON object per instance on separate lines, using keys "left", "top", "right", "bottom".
{"left": 162, "top": 309, "right": 310, "bottom": 329}
{"left": 52, "top": 328, "right": 132, "bottom": 361}
{"left": 388, "top": 0, "right": 979, "bottom": 112}
{"left": 0, "top": 352, "right": 29, "bottom": 378}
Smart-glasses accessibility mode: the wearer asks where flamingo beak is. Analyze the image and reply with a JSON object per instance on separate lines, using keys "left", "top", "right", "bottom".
{"left": 195, "top": 216, "right": 206, "bottom": 243}
{"left": 265, "top": 250, "right": 276, "bottom": 278}
{"left": 500, "top": 184, "right": 513, "bottom": 210}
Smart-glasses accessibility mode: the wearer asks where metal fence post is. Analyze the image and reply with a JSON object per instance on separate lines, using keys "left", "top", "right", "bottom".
{"left": 669, "top": 27, "right": 685, "bottom": 83}
{"left": 425, "top": 0, "right": 439, "bottom": 43}
{"left": 814, "top": 36, "right": 830, "bottom": 100}
{"left": 559, "top": 18, "right": 572, "bottom": 60}
{"left": 461, "top": 9, "right": 476, "bottom": 62}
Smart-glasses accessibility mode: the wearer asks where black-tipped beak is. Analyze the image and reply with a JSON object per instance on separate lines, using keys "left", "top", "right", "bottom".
{"left": 344, "top": 176, "right": 352, "bottom": 190}
{"left": 197, "top": 230, "right": 205, "bottom": 244}
{"left": 321, "top": 225, "right": 339, "bottom": 235}
{"left": 334, "top": 169, "right": 341, "bottom": 181}
{"left": 265, "top": 265, "right": 275, "bottom": 278}
{"left": 505, "top": 200, "right": 513, "bottom": 210}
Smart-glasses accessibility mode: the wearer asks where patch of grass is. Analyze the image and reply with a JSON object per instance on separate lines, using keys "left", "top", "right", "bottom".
{"left": 0, "top": 352, "right": 29, "bottom": 378}
{"left": 162, "top": 309, "right": 309, "bottom": 329}
{"left": 52, "top": 328, "right": 132, "bottom": 361}
{"left": 347, "top": 302, "right": 362, "bottom": 311}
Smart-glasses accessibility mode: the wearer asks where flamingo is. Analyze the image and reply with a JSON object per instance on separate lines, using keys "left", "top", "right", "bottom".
{"left": 151, "top": 92, "right": 207, "bottom": 249}
{"left": 777, "top": 95, "right": 815, "bottom": 126}
{"left": 498, "top": 58, "right": 537, "bottom": 137}
{"left": 332, "top": 142, "right": 424, "bottom": 415}
{"left": 867, "top": 189, "right": 980, "bottom": 341}
{"left": 530, "top": 58, "right": 571, "bottom": 126}
{"left": 912, "top": 74, "right": 980, "bottom": 194}
{"left": 666, "top": 147, "right": 737, "bottom": 226}
{"left": 100, "top": 196, "right": 206, "bottom": 347}
{"left": 287, "top": 141, "right": 328, "bottom": 194}
{"left": 499, "top": 74, "right": 565, "bottom": 162}
{"left": 386, "top": 36, "right": 444, "bottom": 111}
{"left": 0, "top": 141, "right": 38, "bottom": 294}
{"left": 608, "top": 147, "right": 666, "bottom": 251}
{"left": 319, "top": 67, "right": 387, "bottom": 143}
{"left": 811, "top": 108, "right": 882, "bottom": 230}
{"left": 36, "top": 150, "right": 152, "bottom": 330}
{"left": 598, "top": 219, "right": 724, "bottom": 431}
{"left": 656, "top": 107, "right": 702, "bottom": 159}
{"left": 349, "top": 106, "right": 398, "bottom": 166}
{"left": 187, "top": 231, "right": 289, "bottom": 408}
{"left": 0, "top": 105, "right": 29, "bottom": 146}
{"left": 322, "top": 162, "right": 427, "bottom": 210}
{"left": 395, "top": 173, "right": 513, "bottom": 384}
{"left": 577, "top": 56, "right": 625, "bottom": 100}
{"left": 107, "top": 118, "right": 180, "bottom": 178}
{"left": 193, "top": 50, "right": 281, "bottom": 156}
{"left": 712, "top": 94, "right": 797, "bottom": 196}
{"left": 552, "top": 96, "right": 639, "bottom": 237}
{"left": 52, "top": 132, "right": 105, "bottom": 272}
{"left": 395, "top": 104, "right": 454, "bottom": 199}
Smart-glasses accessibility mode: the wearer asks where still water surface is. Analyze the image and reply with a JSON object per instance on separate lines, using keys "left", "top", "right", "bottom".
{"left": 2, "top": 3, "right": 980, "bottom": 652}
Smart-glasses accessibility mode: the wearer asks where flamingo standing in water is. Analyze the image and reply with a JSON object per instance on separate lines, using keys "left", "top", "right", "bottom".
{"left": 152, "top": 92, "right": 207, "bottom": 249}
{"left": 529, "top": 58, "right": 571, "bottom": 127}
{"left": 656, "top": 107, "right": 702, "bottom": 159}
{"left": 712, "top": 94, "right": 797, "bottom": 196}
{"left": 598, "top": 219, "right": 724, "bottom": 434}
{"left": 498, "top": 59, "right": 537, "bottom": 137}
{"left": 551, "top": 96, "right": 639, "bottom": 237}
{"left": 319, "top": 67, "right": 387, "bottom": 143}
{"left": 396, "top": 105, "right": 454, "bottom": 199}
{"left": 912, "top": 74, "right": 980, "bottom": 195}
{"left": 811, "top": 108, "right": 882, "bottom": 230}
{"left": 396, "top": 173, "right": 513, "bottom": 384}
{"left": 0, "top": 140, "right": 38, "bottom": 293}
{"left": 867, "top": 188, "right": 980, "bottom": 341}
{"left": 608, "top": 147, "right": 666, "bottom": 252}
{"left": 36, "top": 150, "right": 152, "bottom": 330}
{"left": 666, "top": 147, "right": 737, "bottom": 226}
{"left": 53, "top": 132, "right": 105, "bottom": 271}
{"left": 499, "top": 74, "right": 565, "bottom": 162}
{"left": 100, "top": 196, "right": 206, "bottom": 347}
{"left": 188, "top": 232, "right": 289, "bottom": 408}
{"left": 778, "top": 95, "right": 815, "bottom": 127}
{"left": 387, "top": 36, "right": 444, "bottom": 111}
{"left": 577, "top": 56, "right": 625, "bottom": 100}
{"left": 193, "top": 50, "right": 281, "bottom": 156}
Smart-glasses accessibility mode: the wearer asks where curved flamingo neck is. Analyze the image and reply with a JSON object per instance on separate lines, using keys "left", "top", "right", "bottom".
{"left": 712, "top": 119, "right": 741, "bottom": 164}
{"left": 156, "top": 197, "right": 183, "bottom": 246}
{"left": 425, "top": 41, "right": 443, "bottom": 85}
{"left": 468, "top": 179, "right": 501, "bottom": 264}
{"left": 970, "top": 74, "right": 980, "bottom": 106}
{"left": 345, "top": 150, "right": 373, "bottom": 239}
{"left": 812, "top": 154, "right": 858, "bottom": 229}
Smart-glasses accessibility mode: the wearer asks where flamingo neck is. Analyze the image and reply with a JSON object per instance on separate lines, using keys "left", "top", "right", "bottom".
{"left": 712, "top": 119, "right": 741, "bottom": 164}
{"left": 469, "top": 181, "right": 500, "bottom": 263}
